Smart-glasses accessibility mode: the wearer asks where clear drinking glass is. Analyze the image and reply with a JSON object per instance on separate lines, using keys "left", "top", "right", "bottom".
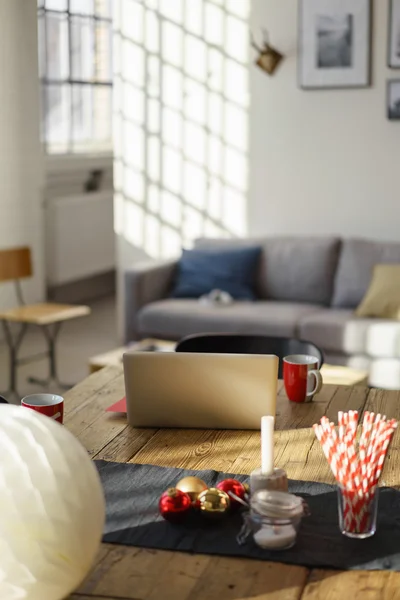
{"left": 337, "top": 486, "right": 379, "bottom": 539}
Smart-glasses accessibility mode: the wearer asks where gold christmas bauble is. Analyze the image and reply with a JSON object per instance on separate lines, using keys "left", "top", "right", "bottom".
{"left": 198, "top": 488, "right": 230, "bottom": 518}
{"left": 176, "top": 476, "right": 208, "bottom": 503}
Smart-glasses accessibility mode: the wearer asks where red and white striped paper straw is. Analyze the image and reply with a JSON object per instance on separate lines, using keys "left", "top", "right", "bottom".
{"left": 313, "top": 411, "right": 397, "bottom": 534}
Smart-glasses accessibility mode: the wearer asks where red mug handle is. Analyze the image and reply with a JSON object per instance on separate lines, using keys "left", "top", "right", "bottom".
{"left": 307, "top": 370, "right": 323, "bottom": 399}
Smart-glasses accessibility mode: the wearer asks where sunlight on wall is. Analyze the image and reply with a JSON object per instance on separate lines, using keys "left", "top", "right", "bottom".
{"left": 113, "top": 0, "right": 250, "bottom": 259}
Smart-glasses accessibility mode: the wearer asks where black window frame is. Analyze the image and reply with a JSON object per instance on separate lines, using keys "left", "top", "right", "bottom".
{"left": 38, "top": 0, "right": 113, "bottom": 154}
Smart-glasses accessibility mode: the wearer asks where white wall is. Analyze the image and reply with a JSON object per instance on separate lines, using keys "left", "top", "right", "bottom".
{"left": 249, "top": 0, "right": 399, "bottom": 242}
{"left": 0, "top": 0, "right": 45, "bottom": 307}
{"left": 113, "top": 0, "right": 250, "bottom": 338}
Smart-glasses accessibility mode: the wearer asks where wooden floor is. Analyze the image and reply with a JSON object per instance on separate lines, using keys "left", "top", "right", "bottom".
{"left": 63, "top": 366, "right": 400, "bottom": 600}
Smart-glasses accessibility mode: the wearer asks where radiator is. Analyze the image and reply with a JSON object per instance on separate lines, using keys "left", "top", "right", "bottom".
{"left": 45, "top": 191, "right": 115, "bottom": 286}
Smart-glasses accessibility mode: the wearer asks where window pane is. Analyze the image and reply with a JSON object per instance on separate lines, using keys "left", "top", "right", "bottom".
{"left": 184, "top": 35, "right": 207, "bottom": 82}
{"left": 95, "top": 21, "right": 112, "bottom": 82}
{"left": 93, "top": 85, "right": 112, "bottom": 143}
{"left": 147, "top": 55, "right": 160, "bottom": 96}
{"left": 38, "top": 13, "right": 46, "bottom": 79}
{"left": 45, "top": 0, "right": 67, "bottom": 10}
{"left": 123, "top": 40, "right": 145, "bottom": 88}
{"left": 162, "top": 21, "right": 183, "bottom": 68}
{"left": 44, "top": 84, "right": 71, "bottom": 153}
{"left": 46, "top": 13, "right": 69, "bottom": 80}
{"left": 40, "top": 0, "right": 113, "bottom": 154}
{"left": 184, "top": 79, "right": 206, "bottom": 126}
{"left": 40, "top": 85, "right": 47, "bottom": 143}
{"left": 72, "top": 85, "right": 93, "bottom": 149}
{"left": 208, "top": 48, "right": 224, "bottom": 92}
{"left": 162, "top": 65, "right": 182, "bottom": 110}
{"left": 123, "top": 82, "right": 145, "bottom": 125}
{"left": 226, "top": 15, "right": 248, "bottom": 63}
{"left": 122, "top": 1, "right": 143, "bottom": 42}
{"left": 71, "top": 17, "right": 94, "bottom": 80}
{"left": 95, "top": 0, "right": 112, "bottom": 17}
{"left": 70, "top": 0, "right": 94, "bottom": 15}
{"left": 159, "top": 0, "right": 183, "bottom": 24}
{"left": 162, "top": 108, "right": 182, "bottom": 149}
{"left": 162, "top": 147, "right": 182, "bottom": 195}
{"left": 147, "top": 99, "right": 160, "bottom": 133}
{"left": 226, "top": 0, "right": 250, "bottom": 19}
{"left": 205, "top": 2, "right": 223, "bottom": 46}
{"left": 184, "top": 0, "right": 202, "bottom": 36}
{"left": 145, "top": 9, "right": 159, "bottom": 53}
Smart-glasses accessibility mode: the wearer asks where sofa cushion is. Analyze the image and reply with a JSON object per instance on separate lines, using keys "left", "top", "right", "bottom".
{"left": 171, "top": 246, "right": 262, "bottom": 300}
{"left": 298, "top": 309, "right": 400, "bottom": 356}
{"left": 138, "top": 300, "right": 323, "bottom": 341}
{"left": 355, "top": 264, "right": 400, "bottom": 319}
{"left": 195, "top": 236, "right": 340, "bottom": 305}
{"left": 332, "top": 238, "right": 400, "bottom": 308}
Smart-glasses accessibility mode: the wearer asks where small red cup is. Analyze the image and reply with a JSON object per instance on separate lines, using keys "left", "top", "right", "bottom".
{"left": 21, "top": 393, "right": 64, "bottom": 423}
{"left": 283, "top": 355, "right": 323, "bottom": 403}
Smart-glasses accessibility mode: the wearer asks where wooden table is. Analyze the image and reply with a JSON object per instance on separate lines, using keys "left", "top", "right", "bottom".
{"left": 66, "top": 366, "right": 400, "bottom": 600}
{"left": 88, "top": 340, "right": 368, "bottom": 385}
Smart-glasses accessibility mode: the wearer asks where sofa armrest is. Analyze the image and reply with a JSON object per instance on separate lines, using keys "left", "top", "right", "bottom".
{"left": 123, "top": 259, "right": 178, "bottom": 342}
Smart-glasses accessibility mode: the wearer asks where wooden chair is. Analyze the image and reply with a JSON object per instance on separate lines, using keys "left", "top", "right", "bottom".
{"left": 0, "top": 247, "right": 91, "bottom": 398}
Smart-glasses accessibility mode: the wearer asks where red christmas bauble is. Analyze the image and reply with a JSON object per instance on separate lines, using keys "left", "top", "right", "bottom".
{"left": 216, "top": 479, "right": 246, "bottom": 508}
{"left": 159, "top": 487, "right": 192, "bottom": 522}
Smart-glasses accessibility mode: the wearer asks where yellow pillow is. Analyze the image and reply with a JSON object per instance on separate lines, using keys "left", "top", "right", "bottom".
{"left": 356, "top": 264, "right": 400, "bottom": 319}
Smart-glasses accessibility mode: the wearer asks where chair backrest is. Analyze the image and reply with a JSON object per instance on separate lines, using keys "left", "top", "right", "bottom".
{"left": 0, "top": 247, "right": 32, "bottom": 283}
{"left": 175, "top": 334, "right": 324, "bottom": 379}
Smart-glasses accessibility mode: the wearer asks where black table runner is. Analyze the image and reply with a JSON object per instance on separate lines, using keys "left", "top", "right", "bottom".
{"left": 96, "top": 460, "right": 400, "bottom": 571}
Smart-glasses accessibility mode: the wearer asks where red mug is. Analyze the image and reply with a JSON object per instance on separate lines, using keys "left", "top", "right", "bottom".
{"left": 283, "top": 355, "right": 323, "bottom": 403}
{"left": 21, "top": 393, "right": 64, "bottom": 423}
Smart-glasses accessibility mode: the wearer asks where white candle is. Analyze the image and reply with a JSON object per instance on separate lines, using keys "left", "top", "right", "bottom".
{"left": 261, "top": 415, "right": 274, "bottom": 475}
{"left": 254, "top": 524, "right": 297, "bottom": 550}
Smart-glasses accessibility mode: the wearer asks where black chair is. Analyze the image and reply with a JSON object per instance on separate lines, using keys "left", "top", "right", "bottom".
{"left": 175, "top": 334, "right": 324, "bottom": 378}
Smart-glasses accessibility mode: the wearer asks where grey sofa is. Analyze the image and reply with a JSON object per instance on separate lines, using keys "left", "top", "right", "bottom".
{"left": 124, "top": 236, "right": 400, "bottom": 388}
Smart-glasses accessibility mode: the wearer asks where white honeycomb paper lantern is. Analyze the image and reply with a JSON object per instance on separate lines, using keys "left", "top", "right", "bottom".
{"left": 0, "top": 404, "right": 105, "bottom": 600}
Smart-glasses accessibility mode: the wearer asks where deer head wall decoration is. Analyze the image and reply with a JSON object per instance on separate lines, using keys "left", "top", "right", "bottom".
{"left": 251, "top": 29, "right": 284, "bottom": 76}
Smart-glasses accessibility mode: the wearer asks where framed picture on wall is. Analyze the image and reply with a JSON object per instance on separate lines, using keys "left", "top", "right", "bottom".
{"left": 389, "top": 0, "right": 400, "bottom": 68}
{"left": 387, "top": 80, "right": 400, "bottom": 119}
{"left": 298, "top": 0, "right": 372, "bottom": 89}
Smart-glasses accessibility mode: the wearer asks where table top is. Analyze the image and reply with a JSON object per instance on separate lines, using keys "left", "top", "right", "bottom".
{"left": 88, "top": 338, "right": 176, "bottom": 373}
{"left": 66, "top": 365, "right": 400, "bottom": 600}
{"left": 88, "top": 340, "right": 368, "bottom": 386}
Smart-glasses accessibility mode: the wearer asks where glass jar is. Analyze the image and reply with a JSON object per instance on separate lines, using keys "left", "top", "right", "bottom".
{"left": 237, "top": 489, "right": 308, "bottom": 550}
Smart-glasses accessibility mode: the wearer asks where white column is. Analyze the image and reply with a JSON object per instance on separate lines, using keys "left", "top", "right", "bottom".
{"left": 0, "top": 0, "right": 45, "bottom": 308}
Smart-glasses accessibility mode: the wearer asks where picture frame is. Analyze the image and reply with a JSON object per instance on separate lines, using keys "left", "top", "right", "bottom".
{"left": 388, "top": 0, "right": 400, "bottom": 68}
{"left": 298, "top": 0, "right": 372, "bottom": 90}
{"left": 387, "top": 79, "right": 400, "bottom": 119}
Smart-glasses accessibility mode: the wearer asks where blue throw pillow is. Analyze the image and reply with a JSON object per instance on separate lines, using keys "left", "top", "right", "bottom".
{"left": 171, "top": 246, "right": 262, "bottom": 300}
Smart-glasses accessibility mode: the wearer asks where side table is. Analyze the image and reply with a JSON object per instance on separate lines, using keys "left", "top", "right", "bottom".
{"left": 88, "top": 338, "right": 176, "bottom": 374}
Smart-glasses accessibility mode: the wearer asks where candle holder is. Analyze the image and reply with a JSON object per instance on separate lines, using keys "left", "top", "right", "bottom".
{"left": 250, "top": 468, "right": 288, "bottom": 496}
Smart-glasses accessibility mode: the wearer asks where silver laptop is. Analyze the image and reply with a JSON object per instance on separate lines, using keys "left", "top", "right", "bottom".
{"left": 123, "top": 352, "right": 278, "bottom": 429}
